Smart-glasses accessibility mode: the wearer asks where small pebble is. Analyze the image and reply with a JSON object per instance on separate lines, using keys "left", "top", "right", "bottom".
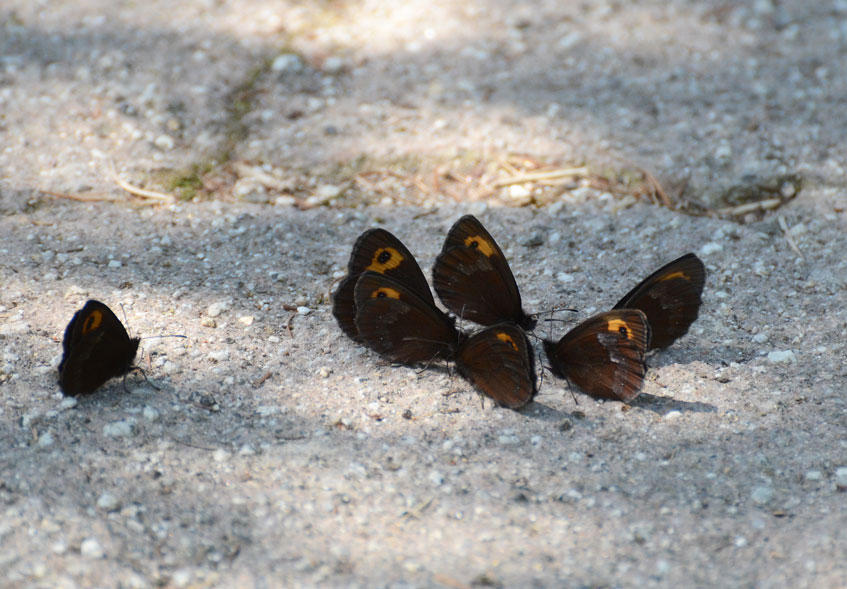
{"left": 835, "top": 467, "right": 847, "bottom": 490}
{"left": 238, "top": 315, "right": 254, "bottom": 326}
{"left": 103, "top": 419, "right": 136, "bottom": 437}
{"left": 429, "top": 471, "right": 445, "bottom": 486}
{"left": 207, "top": 302, "right": 229, "bottom": 317}
{"left": 59, "top": 397, "right": 78, "bottom": 410}
{"left": 38, "top": 432, "right": 54, "bottom": 447}
{"left": 767, "top": 350, "right": 796, "bottom": 363}
{"left": 154, "top": 134, "right": 175, "bottom": 150}
{"left": 143, "top": 406, "right": 160, "bottom": 421}
{"left": 297, "top": 306, "right": 311, "bottom": 315}
{"left": 107, "top": 260, "right": 122, "bottom": 268}
{"left": 213, "top": 448, "right": 231, "bottom": 463}
{"left": 804, "top": 470, "right": 822, "bottom": 481}
{"left": 271, "top": 53, "right": 303, "bottom": 73}
{"left": 751, "top": 485, "right": 774, "bottom": 504}
{"left": 664, "top": 410, "right": 682, "bottom": 420}
{"left": 699, "top": 242, "right": 723, "bottom": 255}
{"left": 97, "top": 492, "right": 121, "bottom": 512}
{"left": 318, "top": 366, "right": 331, "bottom": 378}
{"left": 80, "top": 537, "right": 104, "bottom": 558}
{"left": 208, "top": 350, "right": 230, "bottom": 362}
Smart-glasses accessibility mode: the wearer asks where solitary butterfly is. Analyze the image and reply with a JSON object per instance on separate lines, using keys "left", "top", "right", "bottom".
{"left": 332, "top": 229, "right": 432, "bottom": 341}
{"left": 613, "top": 253, "right": 705, "bottom": 350}
{"left": 354, "top": 272, "right": 536, "bottom": 409}
{"left": 58, "top": 300, "right": 140, "bottom": 396}
{"left": 543, "top": 309, "right": 651, "bottom": 403}
{"left": 432, "top": 215, "right": 536, "bottom": 330}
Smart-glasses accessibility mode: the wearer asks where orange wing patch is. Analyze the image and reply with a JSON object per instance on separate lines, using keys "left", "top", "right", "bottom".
{"left": 371, "top": 287, "right": 402, "bottom": 300}
{"left": 366, "top": 247, "right": 404, "bottom": 272}
{"left": 496, "top": 332, "right": 519, "bottom": 352}
{"left": 81, "top": 310, "right": 104, "bottom": 334}
{"left": 659, "top": 271, "right": 689, "bottom": 282}
{"left": 606, "top": 319, "right": 631, "bottom": 338}
{"left": 463, "top": 235, "right": 497, "bottom": 258}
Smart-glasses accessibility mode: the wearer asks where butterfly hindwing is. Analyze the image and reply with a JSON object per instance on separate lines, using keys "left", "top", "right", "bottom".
{"left": 353, "top": 272, "right": 458, "bottom": 364}
{"left": 333, "top": 229, "right": 433, "bottom": 341}
{"left": 543, "top": 309, "right": 650, "bottom": 403}
{"left": 58, "top": 300, "right": 140, "bottom": 396}
{"left": 613, "top": 253, "right": 706, "bottom": 349}
{"left": 433, "top": 215, "right": 534, "bottom": 329}
{"left": 455, "top": 323, "right": 536, "bottom": 409}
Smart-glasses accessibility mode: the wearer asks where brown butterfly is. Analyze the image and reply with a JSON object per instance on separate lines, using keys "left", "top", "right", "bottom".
{"left": 58, "top": 300, "right": 140, "bottom": 396}
{"left": 543, "top": 309, "right": 651, "bottom": 403}
{"left": 332, "top": 229, "right": 433, "bottom": 341}
{"left": 613, "top": 253, "right": 705, "bottom": 350}
{"left": 433, "top": 215, "right": 536, "bottom": 330}
{"left": 354, "top": 272, "right": 536, "bottom": 409}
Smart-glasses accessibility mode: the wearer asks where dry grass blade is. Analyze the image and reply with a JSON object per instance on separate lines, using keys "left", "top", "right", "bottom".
{"left": 492, "top": 166, "right": 588, "bottom": 188}
{"left": 715, "top": 198, "right": 782, "bottom": 216}
{"left": 777, "top": 215, "right": 805, "bottom": 259}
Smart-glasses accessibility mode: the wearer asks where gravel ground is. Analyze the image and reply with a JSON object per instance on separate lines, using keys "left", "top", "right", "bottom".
{"left": 2, "top": 1, "right": 847, "bottom": 588}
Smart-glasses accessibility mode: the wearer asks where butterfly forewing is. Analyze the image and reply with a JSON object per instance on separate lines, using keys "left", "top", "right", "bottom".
{"left": 59, "top": 300, "right": 140, "bottom": 396}
{"left": 353, "top": 272, "right": 458, "bottom": 364}
{"left": 433, "top": 215, "right": 534, "bottom": 329}
{"left": 543, "top": 309, "right": 650, "bottom": 403}
{"left": 455, "top": 324, "right": 536, "bottom": 409}
{"left": 333, "top": 229, "right": 433, "bottom": 341}
{"left": 613, "top": 253, "right": 706, "bottom": 350}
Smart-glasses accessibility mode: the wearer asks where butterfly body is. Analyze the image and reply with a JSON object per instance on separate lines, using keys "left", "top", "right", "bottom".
{"left": 59, "top": 300, "right": 140, "bottom": 396}
{"left": 543, "top": 309, "right": 650, "bottom": 403}
{"left": 613, "top": 253, "right": 706, "bottom": 350}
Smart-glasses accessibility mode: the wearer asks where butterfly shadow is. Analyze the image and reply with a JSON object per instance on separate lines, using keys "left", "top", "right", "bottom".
{"left": 629, "top": 392, "right": 717, "bottom": 415}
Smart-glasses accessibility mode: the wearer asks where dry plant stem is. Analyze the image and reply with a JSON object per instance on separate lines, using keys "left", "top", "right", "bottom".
{"left": 716, "top": 198, "right": 782, "bottom": 216}
{"left": 111, "top": 171, "right": 176, "bottom": 203}
{"left": 778, "top": 215, "right": 805, "bottom": 259}
{"left": 39, "top": 188, "right": 121, "bottom": 203}
{"left": 492, "top": 166, "right": 589, "bottom": 187}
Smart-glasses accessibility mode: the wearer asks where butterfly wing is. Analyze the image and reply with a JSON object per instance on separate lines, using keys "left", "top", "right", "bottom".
{"left": 353, "top": 273, "right": 458, "bottom": 364}
{"left": 613, "top": 253, "right": 706, "bottom": 350}
{"left": 59, "top": 300, "right": 140, "bottom": 396}
{"left": 543, "top": 309, "right": 650, "bottom": 403}
{"left": 433, "top": 215, "right": 534, "bottom": 329}
{"left": 332, "top": 229, "right": 433, "bottom": 341}
{"left": 455, "top": 324, "right": 536, "bottom": 409}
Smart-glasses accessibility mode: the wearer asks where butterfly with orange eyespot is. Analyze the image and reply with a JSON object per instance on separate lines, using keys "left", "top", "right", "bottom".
{"left": 353, "top": 271, "right": 536, "bottom": 409}
{"left": 613, "top": 253, "right": 706, "bottom": 350}
{"left": 332, "top": 228, "right": 433, "bottom": 342}
{"left": 543, "top": 309, "right": 651, "bottom": 403}
{"left": 58, "top": 300, "right": 140, "bottom": 396}
{"left": 432, "top": 215, "right": 536, "bottom": 330}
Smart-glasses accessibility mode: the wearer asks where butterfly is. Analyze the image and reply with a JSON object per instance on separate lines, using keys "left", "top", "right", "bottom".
{"left": 353, "top": 272, "right": 536, "bottom": 409}
{"left": 58, "top": 300, "right": 140, "bottom": 396}
{"left": 332, "top": 229, "right": 433, "bottom": 341}
{"left": 433, "top": 215, "right": 536, "bottom": 330}
{"left": 613, "top": 253, "right": 706, "bottom": 350}
{"left": 543, "top": 309, "right": 651, "bottom": 403}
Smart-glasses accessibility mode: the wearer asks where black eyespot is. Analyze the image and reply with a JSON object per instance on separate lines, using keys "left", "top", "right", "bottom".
{"left": 377, "top": 291, "right": 387, "bottom": 298}
{"left": 469, "top": 240, "right": 479, "bottom": 249}
{"left": 378, "top": 251, "right": 391, "bottom": 264}
{"left": 85, "top": 317, "right": 96, "bottom": 330}
{"left": 619, "top": 326, "right": 628, "bottom": 337}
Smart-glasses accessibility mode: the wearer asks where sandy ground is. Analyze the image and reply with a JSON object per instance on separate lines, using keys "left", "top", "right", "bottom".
{"left": 1, "top": 1, "right": 847, "bottom": 588}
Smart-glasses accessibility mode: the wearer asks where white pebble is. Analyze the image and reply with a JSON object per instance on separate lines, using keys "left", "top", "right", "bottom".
{"left": 664, "top": 410, "right": 682, "bottom": 421}
{"left": 208, "top": 350, "right": 230, "bottom": 362}
{"left": 699, "top": 242, "right": 723, "bottom": 255}
{"left": 271, "top": 53, "right": 303, "bottom": 73}
{"left": 59, "top": 397, "right": 78, "bottom": 410}
{"left": 256, "top": 405, "right": 280, "bottom": 417}
{"left": 322, "top": 56, "right": 346, "bottom": 74}
{"left": 103, "top": 419, "right": 136, "bottom": 437}
{"left": 38, "top": 432, "right": 54, "bottom": 447}
{"left": 429, "top": 470, "right": 445, "bottom": 486}
{"left": 767, "top": 350, "right": 796, "bottom": 363}
{"left": 154, "top": 134, "right": 175, "bottom": 150}
{"left": 80, "top": 537, "right": 104, "bottom": 558}
{"left": 752, "top": 333, "right": 768, "bottom": 344}
{"left": 213, "top": 448, "right": 231, "bottom": 463}
{"left": 207, "top": 302, "right": 229, "bottom": 317}
{"left": 238, "top": 315, "right": 254, "bottom": 326}
{"left": 297, "top": 306, "right": 311, "bottom": 315}
{"left": 804, "top": 470, "right": 823, "bottom": 481}
{"left": 142, "top": 406, "right": 160, "bottom": 421}
{"left": 751, "top": 486, "right": 774, "bottom": 504}
{"left": 97, "top": 492, "right": 121, "bottom": 512}
{"left": 498, "top": 434, "right": 520, "bottom": 445}
{"left": 556, "top": 272, "right": 574, "bottom": 283}
{"left": 107, "top": 260, "right": 122, "bottom": 268}
{"left": 835, "top": 467, "right": 847, "bottom": 489}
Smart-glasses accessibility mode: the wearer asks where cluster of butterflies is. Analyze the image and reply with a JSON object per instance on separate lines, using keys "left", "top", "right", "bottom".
{"left": 332, "top": 215, "right": 706, "bottom": 409}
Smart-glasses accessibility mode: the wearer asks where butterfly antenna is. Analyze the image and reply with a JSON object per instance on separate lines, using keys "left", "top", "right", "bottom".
{"left": 124, "top": 366, "right": 161, "bottom": 392}
{"left": 139, "top": 334, "right": 188, "bottom": 341}
{"left": 118, "top": 302, "right": 133, "bottom": 338}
